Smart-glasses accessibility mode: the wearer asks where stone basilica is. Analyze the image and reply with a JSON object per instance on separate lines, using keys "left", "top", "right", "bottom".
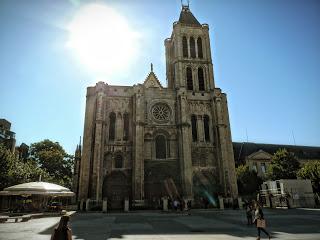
{"left": 76, "top": 6, "right": 238, "bottom": 209}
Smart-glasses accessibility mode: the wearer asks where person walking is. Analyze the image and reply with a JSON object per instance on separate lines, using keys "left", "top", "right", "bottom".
{"left": 51, "top": 215, "right": 72, "bottom": 240}
{"left": 253, "top": 201, "right": 271, "bottom": 240}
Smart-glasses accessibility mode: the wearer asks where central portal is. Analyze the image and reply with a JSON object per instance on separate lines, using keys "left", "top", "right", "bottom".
{"left": 102, "top": 171, "right": 131, "bottom": 210}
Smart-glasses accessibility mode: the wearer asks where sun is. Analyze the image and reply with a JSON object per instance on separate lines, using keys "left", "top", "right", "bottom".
{"left": 66, "top": 4, "right": 139, "bottom": 77}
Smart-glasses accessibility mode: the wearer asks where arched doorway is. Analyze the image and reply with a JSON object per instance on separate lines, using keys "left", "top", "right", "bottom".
{"left": 102, "top": 171, "right": 131, "bottom": 210}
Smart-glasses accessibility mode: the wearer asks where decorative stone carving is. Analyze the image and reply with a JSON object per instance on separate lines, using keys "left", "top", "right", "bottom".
{"left": 151, "top": 103, "right": 171, "bottom": 123}
{"left": 189, "top": 101, "right": 211, "bottom": 115}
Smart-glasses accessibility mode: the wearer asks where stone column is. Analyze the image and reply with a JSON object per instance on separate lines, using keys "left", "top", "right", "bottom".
{"left": 116, "top": 113, "right": 123, "bottom": 141}
{"left": 78, "top": 87, "right": 96, "bottom": 201}
{"left": 197, "top": 115, "right": 204, "bottom": 142}
{"left": 215, "top": 92, "right": 238, "bottom": 198}
{"left": 195, "top": 36, "right": 198, "bottom": 58}
{"left": 215, "top": 96, "right": 228, "bottom": 195}
{"left": 91, "top": 82, "right": 106, "bottom": 201}
{"left": 178, "top": 93, "right": 193, "bottom": 198}
{"left": 132, "top": 90, "right": 145, "bottom": 200}
{"left": 187, "top": 36, "right": 190, "bottom": 58}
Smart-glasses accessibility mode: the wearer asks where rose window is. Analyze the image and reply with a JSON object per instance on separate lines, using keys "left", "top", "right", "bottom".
{"left": 151, "top": 104, "right": 170, "bottom": 122}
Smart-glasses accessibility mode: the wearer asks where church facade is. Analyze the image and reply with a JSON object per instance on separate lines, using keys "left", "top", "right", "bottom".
{"left": 77, "top": 6, "right": 238, "bottom": 209}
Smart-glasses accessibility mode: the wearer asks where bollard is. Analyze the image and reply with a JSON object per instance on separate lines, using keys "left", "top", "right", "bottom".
{"left": 102, "top": 199, "right": 108, "bottom": 213}
{"left": 86, "top": 199, "right": 90, "bottom": 211}
{"left": 80, "top": 199, "right": 84, "bottom": 211}
{"left": 238, "top": 197, "right": 243, "bottom": 209}
{"left": 162, "top": 197, "right": 168, "bottom": 211}
{"left": 218, "top": 197, "right": 224, "bottom": 210}
{"left": 265, "top": 196, "right": 271, "bottom": 208}
{"left": 124, "top": 199, "right": 129, "bottom": 212}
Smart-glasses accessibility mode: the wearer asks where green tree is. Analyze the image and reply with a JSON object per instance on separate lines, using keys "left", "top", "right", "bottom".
{"left": 236, "top": 165, "right": 263, "bottom": 195}
{"left": 29, "top": 140, "right": 74, "bottom": 188}
{"left": 0, "top": 144, "right": 14, "bottom": 190}
{"left": 267, "top": 148, "right": 300, "bottom": 180}
{"left": 297, "top": 160, "right": 320, "bottom": 193}
{"left": 0, "top": 144, "right": 50, "bottom": 190}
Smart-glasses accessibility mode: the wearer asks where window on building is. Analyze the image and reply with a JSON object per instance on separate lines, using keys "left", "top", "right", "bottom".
{"left": 191, "top": 115, "right": 197, "bottom": 142}
{"left": 114, "top": 154, "right": 123, "bottom": 168}
{"left": 203, "top": 115, "right": 210, "bottom": 142}
{"left": 109, "top": 112, "right": 116, "bottom": 141}
{"left": 182, "top": 36, "right": 188, "bottom": 58}
{"left": 186, "top": 67, "right": 193, "bottom": 90}
{"left": 197, "top": 37, "right": 203, "bottom": 58}
{"left": 261, "top": 163, "right": 266, "bottom": 173}
{"left": 155, "top": 135, "right": 166, "bottom": 159}
{"left": 123, "top": 113, "right": 129, "bottom": 141}
{"left": 190, "top": 37, "right": 196, "bottom": 58}
{"left": 198, "top": 67, "right": 205, "bottom": 91}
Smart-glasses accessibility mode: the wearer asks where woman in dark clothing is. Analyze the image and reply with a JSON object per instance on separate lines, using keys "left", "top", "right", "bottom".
{"left": 253, "top": 201, "right": 271, "bottom": 240}
{"left": 51, "top": 215, "right": 72, "bottom": 240}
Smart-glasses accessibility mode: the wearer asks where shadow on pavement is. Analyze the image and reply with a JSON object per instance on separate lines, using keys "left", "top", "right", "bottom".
{"left": 39, "top": 208, "right": 320, "bottom": 240}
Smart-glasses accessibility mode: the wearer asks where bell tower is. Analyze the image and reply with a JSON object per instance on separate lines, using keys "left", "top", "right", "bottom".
{"left": 165, "top": 5, "right": 215, "bottom": 92}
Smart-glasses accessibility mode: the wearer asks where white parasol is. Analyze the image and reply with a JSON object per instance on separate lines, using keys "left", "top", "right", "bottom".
{"left": 0, "top": 181, "right": 75, "bottom": 197}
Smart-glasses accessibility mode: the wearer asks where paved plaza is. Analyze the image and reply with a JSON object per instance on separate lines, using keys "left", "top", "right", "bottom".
{"left": 0, "top": 208, "right": 320, "bottom": 240}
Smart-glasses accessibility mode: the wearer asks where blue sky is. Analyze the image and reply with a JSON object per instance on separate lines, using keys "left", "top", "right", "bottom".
{"left": 0, "top": 0, "right": 319, "bottom": 154}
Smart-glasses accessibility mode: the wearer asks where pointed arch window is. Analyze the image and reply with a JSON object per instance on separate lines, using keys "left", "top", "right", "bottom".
{"left": 197, "top": 37, "right": 203, "bottom": 58}
{"left": 123, "top": 113, "right": 129, "bottom": 141}
{"left": 115, "top": 154, "right": 123, "bottom": 168}
{"left": 191, "top": 115, "right": 198, "bottom": 142}
{"left": 109, "top": 112, "right": 116, "bottom": 141}
{"left": 186, "top": 67, "right": 193, "bottom": 90}
{"left": 198, "top": 67, "right": 205, "bottom": 91}
{"left": 182, "top": 36, "right": 188, "bottom": 58}
{"left": 204, "top": 115, "right": 210, "bottom": 142}
{"left": 155, "top": 135, "right": 166, "bottom": 159}
{"left": 190, "top": 37, "right": 196, "bottom": 58}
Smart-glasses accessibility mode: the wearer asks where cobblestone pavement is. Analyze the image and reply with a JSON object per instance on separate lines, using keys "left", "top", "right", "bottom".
{"left": 0, "top": 208, "right": 320, "bottom": 240}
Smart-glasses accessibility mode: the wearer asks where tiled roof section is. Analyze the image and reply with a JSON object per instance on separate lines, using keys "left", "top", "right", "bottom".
{"left": 233, "top": 142, "right": 320, "bottom": 165}
{"left": 178, "top": 6, "right": 201, "bottom": 26}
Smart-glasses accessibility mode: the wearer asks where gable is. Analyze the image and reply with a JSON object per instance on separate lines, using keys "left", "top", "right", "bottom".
{"left": 247, "top": 149, "right": 272, "bottom": 160}
{"left": 143, "top": 72, "right": 163, "bottom": 89}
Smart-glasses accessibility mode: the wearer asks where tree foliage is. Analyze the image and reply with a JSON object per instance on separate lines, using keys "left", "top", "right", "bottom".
{"left": 236, "top": 165, "right": 263, "bottom": 196}
{"left": 0, "top": 144, "right": 50, "bottom": 190}
{"left": 297, "top": 160, "right": 320, "bottom": 193}
{"left": 29, "top": 140, "right": 74, "bottom": 188}
{"left": 266, "top": 148, "right": 300, "bottom": 180}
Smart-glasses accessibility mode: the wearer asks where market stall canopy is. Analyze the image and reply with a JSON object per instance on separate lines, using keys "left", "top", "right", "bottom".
{"left": 0, "top": 181, "right": 75, "bottom": 197}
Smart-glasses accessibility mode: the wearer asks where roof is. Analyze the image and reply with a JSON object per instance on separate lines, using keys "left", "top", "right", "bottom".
{"left": 233, "top": 142, "right": 320, "bottom": 165}
{"left": 178, "top": 6, "right": 201, "bottom": 26}
{"left": 143, "top": 68, "right": 163, "bottom": 89}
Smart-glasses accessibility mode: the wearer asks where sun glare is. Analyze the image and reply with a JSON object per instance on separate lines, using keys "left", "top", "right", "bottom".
{"left": 66, "top": 4, "right": 139, "bottom": 77}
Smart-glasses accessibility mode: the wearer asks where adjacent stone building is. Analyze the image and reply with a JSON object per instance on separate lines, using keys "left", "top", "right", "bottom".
{"left": 77, "top": 6, "right": 238, "bottom": 209}
{"left": 0, "top": 119, "right": 16, "bottom": 152}
{"left": 233, "top": 142, "right": 320, "bottom": 178}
